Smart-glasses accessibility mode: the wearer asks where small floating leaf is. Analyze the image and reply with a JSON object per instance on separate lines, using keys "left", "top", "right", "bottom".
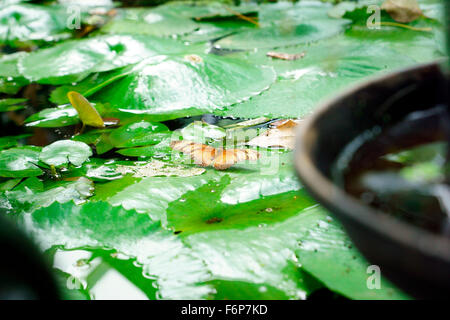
{"left": 24, "top": 105, "right": 79, "bottom": 128}
{"left": 108, "top": 120, "right": 170, "bottom": 148}
{"left": 39, "top": 140, "right": 93, "bottom": 167}
{"left": 68, "top": 91, "right": 105, "bottom": 128}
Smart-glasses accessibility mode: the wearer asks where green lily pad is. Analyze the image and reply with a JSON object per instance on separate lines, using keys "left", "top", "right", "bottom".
{"left": 108, "top": 120, "right": 170, "bottom": 148}
{"left": 0, "top": 146, "right": 42, "bottom": 178}
{"left": 100, "top": 8, "right": 199, "bottom": 37}
{"left": 294, "top": 207, "right": 410, "bottom": 299}
{"left": 24, "top": 105, "right": 79, "bottom": 127}
{"left": 21, "top": 201, "right": 213, "bottom": 299}
{"left": 214, "top": 19, "right": 350, "bottom": 50}
{"left": 180, "top": 120, "right": 226, "bottom": 143}
{"left": 0, "top": 52, "right": 29, "bottom": 94}
{"left": 115, "top": 143, "right": 172, "bottom": 158}
{"left": 88, "top": 53, "right": 276, "bottom": 120}
{"left": 39, "top": 140, "right": 92, "bottom": 167}
{"left": 18, "top": 34, "right": 186, "bottom": 85}
{"left": 217, "top": 36, "right": 419, "bottom": 119}
{"left": 0, "top": 134, "right": 30, "bottom": 150}
{"left": 0, "top": 4, "right": 70, "bottom": 45}
{"left": 1, "top": 177, "right": 94, "bottom": 213}
{"left": 0, "top": 178, "right": 21, "bottom": 191}
{"left": 0, "top": 98, "right": 27, "bottom": 112}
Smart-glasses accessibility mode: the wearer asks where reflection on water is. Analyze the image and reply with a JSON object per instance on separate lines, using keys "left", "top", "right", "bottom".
{"left": 49, "top": 247, "right": 158, "bottom": 300}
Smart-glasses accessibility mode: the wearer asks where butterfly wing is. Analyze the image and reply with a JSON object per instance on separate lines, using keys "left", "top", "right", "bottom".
{"left": 212, "top": 149, "right": 260, "bottom": 170}
{"left": 170, "top": 140, "right": 217, "bottom": 167}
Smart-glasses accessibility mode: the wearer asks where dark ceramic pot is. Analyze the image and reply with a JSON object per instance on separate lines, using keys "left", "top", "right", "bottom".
{"left": 295, "top": 61, "right": 450, "bottom": 299}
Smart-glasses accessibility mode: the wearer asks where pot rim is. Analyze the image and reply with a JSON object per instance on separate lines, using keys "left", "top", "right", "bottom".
{"left": 294, "top": 60, "right": 450, "bottom": 264}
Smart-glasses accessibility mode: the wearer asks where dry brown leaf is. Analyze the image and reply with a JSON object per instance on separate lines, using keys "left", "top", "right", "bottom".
{"left": 170, "top": 140, "right": 260, "bottom": 170}
{"left": 266, "top": 51, "right": 305, "bottom": 61}
{"left": 381, "top": 0, "right": 422, "bottom": 23}
{"left": 247, "top": 119, "right": 302, "bottom": 150}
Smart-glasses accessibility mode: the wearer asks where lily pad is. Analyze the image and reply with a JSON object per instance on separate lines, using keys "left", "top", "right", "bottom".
{"left": 0, "top": 51, "right": 29, "bottom": 94}
{"left": 100, "top": 8, "right": 199, "bottom": 37}
{"left": 0, "top": 4, "right": 70, "bottom": 45}
{"left": 108, "top": 120, "right": 170, "bottom": 148}
{"left": 39, "top": 140, "right": 93, "bottom": 167}
{"left": 0, "top": 98, "right": 27, "bottom": 112}
{"left": 214, "top": 19, "right": 350, "bottom": 50}
{"left": 217, "top": 36, "right": 419, "bottom": 119}
{"left": 0, "top": 134, "right": 30, "bottom": 150}
{"left": 0, "top": 146, "right": 42, "bottom": 178}
{"left": 88, "top": 53, "right": 276, "bottom": 120}
{"left": 24, "top": 105, "right": 79, "bottom": 127}
{"left": 1, "top": 177, "right": 94, "bottom": 213}
{"left": 180, "top": 120, "right": 226, "bottom": 143}
{"left": 18, "top": 34, "right": 186, "bottom": 85}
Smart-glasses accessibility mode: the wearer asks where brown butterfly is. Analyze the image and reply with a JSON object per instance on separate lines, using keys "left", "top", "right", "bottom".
{"left": 170, "top": 140, "right": 260, "bottom": 170}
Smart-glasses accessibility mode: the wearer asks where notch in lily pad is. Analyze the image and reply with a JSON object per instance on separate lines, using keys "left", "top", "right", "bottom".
{"left": 68, "top": 91, "right": 119, "bottom": 132}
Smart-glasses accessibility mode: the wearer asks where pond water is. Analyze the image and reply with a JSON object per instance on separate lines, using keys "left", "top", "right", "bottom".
{"left": 335, "top": 105, "right": 450, "bottom": 236}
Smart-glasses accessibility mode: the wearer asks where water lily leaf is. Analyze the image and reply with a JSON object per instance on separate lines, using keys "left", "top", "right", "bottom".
{"left": 154, "top": 1, "right": 258, "bottom": 20}
{"left": 1, "top": 177, "right": 94, "bottom": 213}
{"left": 0, "top": 98, "right": 27, "bottom": 112}
{"left": 88, "top": 53, "right": 276, "bottom": 120}
{"left": 13, "top": 176, "right": 43, "bottom": 192}
{"left": 0, "top": 178, "right": 21, "bottom": 191}
{"left": 49, "top": 70, "right": 130, "bottom": 105}
{"left": 294, "top": 207, "right": 410, "bottom": 299}
{"left": 0, "top": 134, "right": 30, "bottom": 150}
{"left": 18, "top": 34, "right": 186, "bottom": 85}
{"left": 115, "top": 142, "right": 172, "bottom": 158}
{"left": 71, "top": 129, "right": 115, "bottom": 155}
{"left": 214, "top": 19, "right": 350, "bottom": 50}
{"left": 0, "top": 146, "right": 42, "bottom": 178}
{"left": 217, "top": 36, "right": 419, "bottom": 119}
{"left": 39, "top": 140, "right": 92, "bottom": 167}
{"left": 205, "top": 279, "right": 294, "bottom": 300}
{"left": 381, "top": 0, "right": 422, "bottom": 23}
{"left": 24, "top": 105, "right": 79, "bottom": 127}
{"left": 166, "top": 175, "right": 315, "bottom": 235}
{"left": 0, "top": 4, "right": 70, "bottom": 45}
{"left": 100, "top": 8, "right": 199, "bottom": 37}
{"left": 108, "top": 120, "right": 170, "bottom": 148}
{"left": 21, "top": 201, "right": 213, "bottom": 299}
{"left": 68, "top": 91, "right": 104, "bottom": 128}
{"left": 0, "top": 52, "right": 29, "bottom": 94}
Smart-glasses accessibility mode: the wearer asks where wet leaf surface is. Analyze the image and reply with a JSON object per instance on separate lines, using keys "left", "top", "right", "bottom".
{"left": 0, "top": 0, "right": 443, "bottom": 300}
{"left": 39, "top": 140, "right": 92, "bottom": 167}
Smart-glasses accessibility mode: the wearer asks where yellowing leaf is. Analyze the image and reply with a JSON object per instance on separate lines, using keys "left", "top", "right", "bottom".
{"left": 381, "top": 0, "right": 422, "bottom": 23}
{"left": 67, "top": 91, "right": 105, "bottom": 128}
